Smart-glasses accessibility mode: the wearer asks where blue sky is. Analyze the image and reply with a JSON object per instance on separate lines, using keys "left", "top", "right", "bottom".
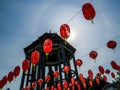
{"left": 0, "top": 0, "right": 120, "bottom": 89}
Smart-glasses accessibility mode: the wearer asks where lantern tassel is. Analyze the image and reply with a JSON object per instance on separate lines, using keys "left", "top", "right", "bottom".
{"left": 46, "top": 80, "right": 49, "bottom": 85}
{"left": 89, "top": 17, "right": 94, "bottom": 24}
{"left": 45, "top": 53, "right": 49, "bottom": 60}
{"left": 14, "top": 77, "right": 16, "bottom": 82}
{"left": 64, "top": 38, "right": 67, "bottom": 44}
{"left": 66, "top": 72, "right": 69, "bottom": 77}
{"left": 55, "top": 77, "right": 58, "bottom": 82}
{"left": 90, "top": 19, "right": 94, "bottom": 24}
{"left": 79, "top": 66, "right": 81, "bottom": 70}
{"left": 112, "top": 48, "right": 116, "bottom": 53}
{"left": 94, "top": 59, "right": 96, "bottom": 63}
{"left": 24, "top": 71, "right": 28, "bottom": 75}
{"left": 33, "top": 64, "right": 36, "bottom": 72}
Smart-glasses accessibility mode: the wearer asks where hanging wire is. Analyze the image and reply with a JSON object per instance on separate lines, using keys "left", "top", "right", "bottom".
{"left": 66, "top": 0, "right": 93, "bottom": 24}
{"left": 55, "top": 0, "right": 94, "bottom": 34}
{"left": 78, "top": 33, "right": 120, "bottom": 75}
{"left": 112, "top": 33, "right": 120, "bottom": 40}
{"left": 66, "top": 9, "right": 82, "bottom": 24}
{"left": 89, "top": 0, "right": 93, "bottom": 3}
{"left": 68, "top": 0, "right": 94, "bottom": 23}
{"left": 79, "top": 33, "right": 120, "bottom": 59}
{"left": 55, "top": 0, "right": 120, "bottom": 60}
{"left": 54, "top": 0, "right": 120, "bottom": 61}
{"left": 81, "top": 55, "right": 120, "bottom": 74}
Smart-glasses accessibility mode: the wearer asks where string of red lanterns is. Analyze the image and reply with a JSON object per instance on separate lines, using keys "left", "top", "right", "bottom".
{"left": 1, "top": 0, "right": 120, "bottom": 89}
{"left": 20, "top": 38, "right": 119, "bottom": 90}
{"left": 21, "top": 59, "right": 120, "bottom": 90}
{"left": 0, "top": 65, "right": 20, "bottom": 89}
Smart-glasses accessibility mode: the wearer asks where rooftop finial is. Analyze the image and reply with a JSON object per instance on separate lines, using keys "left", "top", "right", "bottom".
{"left": 50, "top": 29, "right": 51, "bottom": 33}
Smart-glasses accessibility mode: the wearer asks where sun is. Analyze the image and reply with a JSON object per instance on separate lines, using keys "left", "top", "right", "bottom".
{"left": 68, "top": 29, "right": 76, "bottom": 41}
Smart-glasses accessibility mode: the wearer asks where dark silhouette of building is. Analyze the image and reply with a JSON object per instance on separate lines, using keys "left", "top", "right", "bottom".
{"left": 20, "top": 32, "right": 111, "bottom": 90}
{"left": 20, "top": 33, "right": 79, "bottom": 90}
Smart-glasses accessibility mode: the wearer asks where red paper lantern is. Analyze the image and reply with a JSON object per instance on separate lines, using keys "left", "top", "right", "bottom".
{"left": 51, "top": 85, "right": 55, "bottom": 90}
{"left": 95, "top": 77, "right": 100, "bottom": 85}
{"left": 63, "top": 80, "right": 68, "bottom": 89}
{"left": 26, "top": 85, "right": 31, "bottom": 90}
{"left": 107, "top": 40, "right": 117, "bottom": 49}
{"left": 46, "top": 87, "right": 49, "bottom": 90}
{"left": 96, "top": 73, "right": 101, "bottom": 78}
{"left": 79, "top": 74, "right": 84, "bottom": 82}
{"left": 111, "top": 61, "right": 118, "bottom": 70}
{"left": 63, "top": 65, "right": 70, "bottom": 75}
{"left": 43, "top": 39, "right": 52, "bottom": 59}
{"left": 98, "top": 66, "right": 104, "bottom": 74}
{"left": 118, "top": 65, "right": 120, "bottom": 71}
{"left": 82, "top": 80, "right": 86, "bottom": 89}
{"left": 45, "top": 75, "right": 51, "bottom": 82}
{"left": 68, "top": 87, "right": 70, "bottom": 90}
{"left": 38, "top": 79, "right": 43, "bottom": 86}
{"left": 89, "top": 51, "right": 98, "bottom": 61}
{"left": 82, "top": 3, "right": 96, "bottom": 24}
{"left": 2, "top": 76, "right": 7, "bottom": 86}
{"left": 13, "top": 66, "right": 20, "bottom": 77}
{"left": 105, "top": 69, "right": 110, "bottom": 74}
{"left": 57, "top": 83, "right": 62, "bottom": 90}
{"left": 79, "top": 74, "right": 86, "bottom": 89}
{"left": 103, "top": 75, "right": 107, "bottom": 82}
{"left": 31, "top": 50, "right": 39, "bottom": 65}
{"left": 88, "top": 70, "right": 93, "bottom": 80}
{"left": 88, "top": 70, "right": 93, "bottom": 76}
{"left": 75, "top": 59, "right": 83, "bottom": 67}
{"left": 32, "top": 82, "right": 36, "bottom": 89}
{"left": 111, "top": 72, "right": 115, "bottom": 78}
{"left": 69, "top": 83, "right": 72, "bottom": 87}
{"left": 53, "top": 71, "right": 59, "bottom": 78}
{"left": 22, "top": 59, "right": 30, "bottom": 72}
{"left": 8, "top": 71, "right": 14, "bottom": 82}
{"left": 72, "top": 86, "right": 75, "bottom": 90}
{"left": 0, "top": 80, "right": 4, "bottom": 89}
{"left": 60, "top": 24, "right": 70, "bottom": 40}
{"left": 71, "top": 77, "right": 75, "bottom": 85}
{"left": 75, "top": 81, "right": 78, "bottom": 85}
{"left": 89, "top": 80, "right": 93, "bottom": 87}
{"left": 77, "top": 84, "right": 81, "bottom": 90}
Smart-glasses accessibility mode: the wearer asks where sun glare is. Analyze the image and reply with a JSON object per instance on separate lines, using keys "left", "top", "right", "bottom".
{"left": 68, "top": 29, "right": 76, "bottom": 41}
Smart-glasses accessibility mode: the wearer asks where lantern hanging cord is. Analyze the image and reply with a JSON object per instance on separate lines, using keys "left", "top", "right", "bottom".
{"left": 113, "top": 56, "right": 120, "bottom": 61}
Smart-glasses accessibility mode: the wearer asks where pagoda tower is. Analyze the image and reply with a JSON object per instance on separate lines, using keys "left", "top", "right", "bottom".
{"left": 20, "top": 32, "right": 81, "bottom": 90}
